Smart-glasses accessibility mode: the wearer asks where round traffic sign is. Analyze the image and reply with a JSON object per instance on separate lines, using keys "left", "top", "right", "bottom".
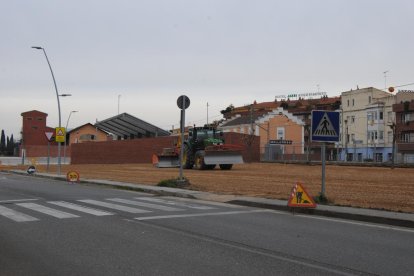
{"left": 177, "top": 95, "right": 190, "bottom": 110}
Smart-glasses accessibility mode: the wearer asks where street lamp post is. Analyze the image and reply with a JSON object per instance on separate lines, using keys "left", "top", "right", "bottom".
{"left": 32, "top": 46, "right": 63, "bottom": 175}
{"left": 63, "top": 110, "right": 78, "bottom": 164}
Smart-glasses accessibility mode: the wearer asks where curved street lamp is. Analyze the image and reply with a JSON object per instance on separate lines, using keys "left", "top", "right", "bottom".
{"left": 32, "top": 46, "right": 63, "bottom": 175}
{"left": 63, "top": 110, "right": 78, "bottom": 164}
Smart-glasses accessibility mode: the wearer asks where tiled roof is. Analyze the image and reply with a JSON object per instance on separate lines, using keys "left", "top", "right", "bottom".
{"left": 220, "top": 114, "right": 262, "bottom": 127}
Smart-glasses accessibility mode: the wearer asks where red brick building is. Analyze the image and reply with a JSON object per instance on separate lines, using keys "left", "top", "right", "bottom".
{"left": 393, "top": 99, "right": 414, "bottom": 163}
{"left": 20, "top": 110, "right": 58, "bottom": 157}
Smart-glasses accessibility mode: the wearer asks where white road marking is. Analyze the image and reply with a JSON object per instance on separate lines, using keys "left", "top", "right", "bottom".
{"left": 294, "top": 213, "right": 414, "bottom": 233}
{"left": 107, "top": 198, "right": 184, "bottom": 212}
{"left": 0, "top": 205, "right": 39, "bottom": 222}
{"left": 163, "top": 197, "right": 244, "bottom": 208}
{"left": 135, "top": 197, "right": 216, "bottom": 210}
{"left": 16, "top": 203, "right": 79, "bottom": 219}
{"left": 135, "top": 209, "right": 270, "bottom": 221}
{"left": 48, "top": 201, "right": 114, "bottom": 216}
{"left": 78, "top": 199, "right": 152, "bottom": 213}
{"left": 0, "top": 199, "right": 39, "bottom": 203}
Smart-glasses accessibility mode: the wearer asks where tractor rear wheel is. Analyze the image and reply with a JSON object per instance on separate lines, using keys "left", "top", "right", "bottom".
{"left": 194, "top": 151, "right": 208, "bottom": 170}
{"left": 182, "top": 144, "right": 193, "bottom": 169}
{"left": 219, "top": 164, "right": 233, "bottom": 170}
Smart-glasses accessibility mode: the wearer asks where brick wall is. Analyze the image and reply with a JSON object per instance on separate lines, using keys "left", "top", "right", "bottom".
{"left": 71, "top": 136, "right": 177, "bottom": 164}
{"left": 20, "top": 145, "right": 71, "bottom": 158}
{"left": 71, "top": 133, "right": 260, "bottom": 164}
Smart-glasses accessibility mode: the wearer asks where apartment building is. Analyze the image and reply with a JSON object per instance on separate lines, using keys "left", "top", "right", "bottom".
{"left": 393, "top": 91, "right": 414, "bottom": 163}
{"left": 340, "top": 87, "right": 395, "bottom": 162}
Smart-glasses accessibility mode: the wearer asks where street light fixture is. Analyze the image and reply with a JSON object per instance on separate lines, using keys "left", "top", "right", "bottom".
{"left": 63, "top": 110, "right": 78, "bottom": 164}
{"left": 32, "top": 46, "right": 63, "bottom": 175}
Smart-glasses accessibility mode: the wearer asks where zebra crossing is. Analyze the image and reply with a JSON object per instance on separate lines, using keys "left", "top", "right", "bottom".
{"left": 0, "top": 197, "right": 219, "bottom": 223}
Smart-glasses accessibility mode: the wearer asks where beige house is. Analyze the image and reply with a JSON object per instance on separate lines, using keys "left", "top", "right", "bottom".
{"left": 67, "top": 123, "right": 110, "bottom": 144}
{"left": 219, "top": 107, "right": 305, "bottom": 159}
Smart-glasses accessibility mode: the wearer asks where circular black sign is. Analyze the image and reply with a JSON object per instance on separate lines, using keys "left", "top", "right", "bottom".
{"left": 177, "top": 95, "right": 190, "bottom": 110}
{"left": 27, "top": 166, "right": 36, "bottom": 175}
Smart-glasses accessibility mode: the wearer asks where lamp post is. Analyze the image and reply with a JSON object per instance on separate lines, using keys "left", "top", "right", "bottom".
{"left": 118, "top": 94, "right": 121, "bottom": 115}
{"left": 344, "top": 119, "right": 348, "bottom": 161}
{"left": 63, "top": 110, "right": 78, "bottom": 164}
{"left": 32, "top": 46, "right": 63, "bottom": 175}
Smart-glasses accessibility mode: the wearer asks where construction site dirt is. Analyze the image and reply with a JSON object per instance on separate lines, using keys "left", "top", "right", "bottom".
{"left": 2, "top": 163, "right": 414, "bottom": 213}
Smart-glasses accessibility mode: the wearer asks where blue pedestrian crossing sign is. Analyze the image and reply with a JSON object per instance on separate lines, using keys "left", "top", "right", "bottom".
{"left": 311, "top": 111, "right": 340, "bottom": 142}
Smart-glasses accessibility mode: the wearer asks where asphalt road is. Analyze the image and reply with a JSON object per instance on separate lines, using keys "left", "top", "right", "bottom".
{"left": 1, "top": 172, "right": 413, "bottom": 276}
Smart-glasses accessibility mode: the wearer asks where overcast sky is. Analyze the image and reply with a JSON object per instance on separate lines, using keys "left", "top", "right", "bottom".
{"left": 1, "top": 0, "right": 413, "bottom": 139}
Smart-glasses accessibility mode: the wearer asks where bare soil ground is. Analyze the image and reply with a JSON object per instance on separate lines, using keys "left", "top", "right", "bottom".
{"left": 2, "top": 163, "right": 414, "bottom": 213}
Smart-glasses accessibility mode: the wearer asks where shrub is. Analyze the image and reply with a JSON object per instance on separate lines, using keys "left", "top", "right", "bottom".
{"left": 157, "top": 177, "right": 190, "bottom": 188}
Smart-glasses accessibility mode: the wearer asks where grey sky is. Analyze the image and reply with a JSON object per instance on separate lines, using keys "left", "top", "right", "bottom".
{"left": 1, "top": 0, "right": 413, "bottom": 139}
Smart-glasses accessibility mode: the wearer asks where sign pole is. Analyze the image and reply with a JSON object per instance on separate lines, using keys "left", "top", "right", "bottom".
{"left": 176, "top": 95, "right": 190, "bottom": 182}
{"left": 321, "top": 142, "right": 326, "bottom": 196}
{"left": 311, "top": 110, "right": 340, "bottom": 199}
{"left": 47, "top": 141, "right": 50, "bottom": 173}
{"left": 179, "top": 107, "right": 185, "bottom": 181}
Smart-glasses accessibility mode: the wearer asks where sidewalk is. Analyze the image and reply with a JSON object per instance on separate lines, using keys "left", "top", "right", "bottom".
{"left": 8, "top": 170, "right": 414, "bottom": 229}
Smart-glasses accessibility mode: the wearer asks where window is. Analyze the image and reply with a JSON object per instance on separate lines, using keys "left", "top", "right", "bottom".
{"left": 80, "top": 134, "right": 96, "bottom": 141}
{"left": 368, "top": 96, "right": 371, "bottom": 103}
{"left": 37, "top": 117, "right": 43, "bottom": 121}
{"left": 379, "top": 131, "right": 384, "bottom": 140}
{"left": 32, "top": 126, "right": 38, "bottom": 130}
{"left": 351, "top": 134, "right": 355, "bottom": 142}
{"left": 387, "top": 111, "right": 393, "bottom": 122}
{"left": 347, "top": 99, "right": 349, "bottom": 107}
{"left": 404, "top": 113, "right": 413, "bottom": 123}
{"left": 352, "top": 99, "right": 355, "bottom": 106}
{"left": 367, "top": 112, "right": 372, "bottom": 121}
{"left": 27, "top": 117, "right": 33, "bottom": 121}
{"left": 351, "top": 116, "right": 355, "bottom": 123}
{"left": 401, "top": 133, "right": 410, "bottom": 142}
{"left": 277, "top": 127, "right": 285, "bottom": 140}
{"left": 379, "top": 111, "right": 383, "bottom": 120}
{"left": 368, "top": 130, "right": 378, "bottom": 141}
{"left": 388, "top": 131, "right": 393, "bottom": 142}
{"left": 402, "top": 132, "right": 414, "bottom": 142}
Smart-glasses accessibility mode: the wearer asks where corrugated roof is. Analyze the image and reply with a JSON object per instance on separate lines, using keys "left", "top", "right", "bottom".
{"left": 95, "top": 113, "right": 170, "bottom": 138}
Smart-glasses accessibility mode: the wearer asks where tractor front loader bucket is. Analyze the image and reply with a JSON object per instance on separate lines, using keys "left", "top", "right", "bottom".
{"left": 152, "top": 148, "right": 180, "bottom": 168}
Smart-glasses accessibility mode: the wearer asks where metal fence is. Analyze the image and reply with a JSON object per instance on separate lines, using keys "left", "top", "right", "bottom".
{"left": 260, "top": 142, "right": 414, "bottom": 165}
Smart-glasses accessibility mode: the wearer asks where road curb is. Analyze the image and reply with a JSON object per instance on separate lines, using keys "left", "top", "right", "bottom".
{"left": 228, "top": 199, "right": 414, "bottom": 229}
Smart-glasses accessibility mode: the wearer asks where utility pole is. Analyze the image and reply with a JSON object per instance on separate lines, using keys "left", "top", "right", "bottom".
{"left": 118, "top": 95, "right": 121, "bottom": 115}
{"left": 206, "top": 102, "right": 209, "bottom": 126}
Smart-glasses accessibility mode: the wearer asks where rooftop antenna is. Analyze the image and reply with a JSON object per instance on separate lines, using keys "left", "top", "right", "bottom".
{"left": 383, "top": 70, "right": 389, "bottom": 90}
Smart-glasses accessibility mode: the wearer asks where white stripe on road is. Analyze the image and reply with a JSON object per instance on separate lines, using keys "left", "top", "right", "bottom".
{"left": 107, "top": 198, "right": 184, "bottom": 212}
{"left": 0, "top": 199, "right": 39, "bottom": 203}
{"left": 135, "top": 197, "right": 216, "bottom": 210}
{"left": 16, "top": 203, "right": 79, "bottom": 219}
{"left": 295, "top": 214, "right": 414, "bottom": 234}
{"left": 135, "top": 209, "right": 270, "bottom": 221}
{"left": 48, "top": 201, "right": 114, "bottom": 216}
{"left": 0, "top": 205, "right": 39, "bottom": 222}
{"left": 78, "top": 199, "right": 152, "bottom": 213}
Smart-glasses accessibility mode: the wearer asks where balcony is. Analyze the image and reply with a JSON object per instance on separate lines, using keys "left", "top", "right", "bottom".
{"left": 397, "top": 143, "right": 414, "bottom": 152}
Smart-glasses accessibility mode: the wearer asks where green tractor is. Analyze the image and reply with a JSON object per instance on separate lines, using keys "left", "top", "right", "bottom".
{"left": 180, "top": 126, "right": 244, "bottom": 170}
